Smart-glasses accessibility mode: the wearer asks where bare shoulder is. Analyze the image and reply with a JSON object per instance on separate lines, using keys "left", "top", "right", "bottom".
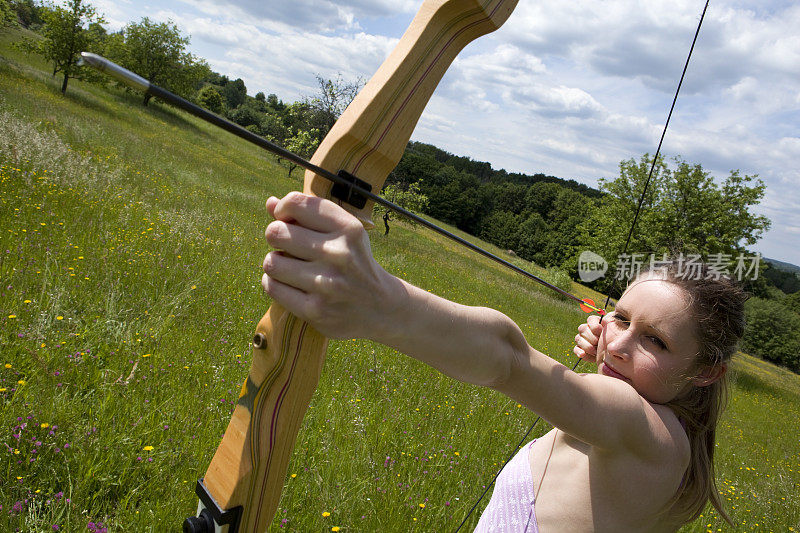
{"left": 643, "top": 401, "right": 691, "bottom": 466}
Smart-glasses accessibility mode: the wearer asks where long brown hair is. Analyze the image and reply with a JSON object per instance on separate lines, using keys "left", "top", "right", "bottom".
{"left": 637, "top": 260, "right": 746, "bottom": 526}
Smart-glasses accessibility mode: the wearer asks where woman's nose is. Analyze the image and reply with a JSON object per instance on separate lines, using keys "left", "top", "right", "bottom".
{"left": 606, "top": 329, "right": 634, "bottom": 360}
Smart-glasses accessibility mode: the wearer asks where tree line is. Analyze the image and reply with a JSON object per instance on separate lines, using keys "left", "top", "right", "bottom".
{"left": 4, "top": 0, "right": 798, "bottom": 372}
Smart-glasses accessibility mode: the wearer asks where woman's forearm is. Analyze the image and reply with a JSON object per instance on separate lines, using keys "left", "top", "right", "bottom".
{"left": 370, "top": 276, "right": 526, "bottom": 388}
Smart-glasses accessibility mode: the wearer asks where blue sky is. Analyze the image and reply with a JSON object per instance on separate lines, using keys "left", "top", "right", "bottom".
{"left": 94, "top": 0, "right": 800, "bottom": 266}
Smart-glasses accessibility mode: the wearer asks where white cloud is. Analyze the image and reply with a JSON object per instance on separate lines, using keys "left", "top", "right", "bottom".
{"left": 176, "top": 0, "right": 417, "bottom": 33}
{"left": 96, "top": 0, "right": 800, "bottom": 264}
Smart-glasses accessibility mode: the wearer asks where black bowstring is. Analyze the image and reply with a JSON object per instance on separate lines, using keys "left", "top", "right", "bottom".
{"left": 454, "top": 1, "right": 710, "bottom": 530}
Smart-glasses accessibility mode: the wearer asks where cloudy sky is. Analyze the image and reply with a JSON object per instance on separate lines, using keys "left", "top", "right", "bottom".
{"left": 94, "top": 0, "right": 800, "bottom": 266}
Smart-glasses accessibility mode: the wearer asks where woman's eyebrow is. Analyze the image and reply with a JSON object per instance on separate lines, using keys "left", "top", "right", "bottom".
{"left": 615, "top": 305, "right": 673, "bottom": 342}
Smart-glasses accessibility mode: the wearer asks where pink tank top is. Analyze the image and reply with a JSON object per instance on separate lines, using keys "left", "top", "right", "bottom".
{"left": 474, "top": 440, "right": 539, "bottom": 532}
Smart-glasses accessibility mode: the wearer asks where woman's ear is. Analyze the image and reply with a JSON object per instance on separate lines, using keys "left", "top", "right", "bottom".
{"left": 691, "top": 362, "right": 727, "bottom": 387}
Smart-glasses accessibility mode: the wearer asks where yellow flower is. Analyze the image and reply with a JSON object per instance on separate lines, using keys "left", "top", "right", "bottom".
{"left": 4, "top": 363, "right": 11, "bottom": 369}
{"left": 419, "top": 503, "right": 425, "bottom": 509}
{"left": 18, "top": 380, "right": 25, "bottom": 385}
{"left": 142, "top": 353, "right": 152, "bottom": 358}
{"left": 143, "top": 446, "right": 154, "bottom": 451}
{"left": 40, "top": 423, "right": 49, "bottom": 428}
{"left": 56, "top": 316, "right": 63, "bottom": 320}
{"left": 0, "top": 388, "right": 6, "bottom": 392}
{"left": 191, "top": 285, "right": 197, "bottom": 290}
{"left": 331, "top": 528, "right": 340, "bottom": 532}
{"left": 291, "top": 473, "right": 297, "bottom": 478}
{"left": 8, "top": 314, "right": 16, "bottom": 319}
{"left": 322, "top": 511, "right": 330, "bottom": 517}
{"left": 24, "top": 300, "right": 31, "bottom": 304}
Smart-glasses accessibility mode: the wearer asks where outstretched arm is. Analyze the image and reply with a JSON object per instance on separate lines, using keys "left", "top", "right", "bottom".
{"left": 262, "top": 193, "right": 662, "bottom": 454}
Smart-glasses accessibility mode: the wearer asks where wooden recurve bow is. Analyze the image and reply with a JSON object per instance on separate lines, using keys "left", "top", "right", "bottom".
{"left": 184, "top": 1, "right": 519, "bottom": 531}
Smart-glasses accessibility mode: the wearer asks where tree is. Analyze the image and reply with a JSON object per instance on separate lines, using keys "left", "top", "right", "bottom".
{"left": 373, "top": 182, "right": 429, "bottom": 235}
{"left": 1, "top": 0, "right": 17, "bottom": 28}
{"left": 576, "top": 155, "right": 770, "bottom": 292}
{"left": 196, "top": 85, "right": 224, "bottom": 114}
{"left": 221, "top": 78, "right": 247, "bottom": 109}
{"left": 283, "top": 128, "right": 320, "bottom": 179}
{"left": 478, "top": 210, "right": 519, "bottom": 249}
{"left": 742, "top": 297, "right": 800, "bottom": 372}
{"left": 108, "top": 17, "right": 209, "bottom": 105}
{"left": 260, "top": 113, "right": 290, "bottom": 147}
{"left": 20, "top": 0, "right": 105, "bottom": 93}
{"left": 305, "top": 73, "right": 363, "bottom": 136}
{"left": 9, "top": 0, "right": 45, "bottom": 29}
{"left": 784, "top": 291, "right": 800, "bottom": 316}
{"left": 227, "top": 101, "right": 263, "bottom": 129}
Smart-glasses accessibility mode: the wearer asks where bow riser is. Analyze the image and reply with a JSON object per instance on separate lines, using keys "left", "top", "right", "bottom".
{"left": 202, "top": 307, "right": 326, "bottom": 532}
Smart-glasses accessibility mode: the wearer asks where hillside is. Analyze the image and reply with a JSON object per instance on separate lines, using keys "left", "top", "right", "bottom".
{"left": 1, "top": 27, "right": 799, "bottom": 532}
{"left": 766, "top": 258, "right": 800, "bottom": 274}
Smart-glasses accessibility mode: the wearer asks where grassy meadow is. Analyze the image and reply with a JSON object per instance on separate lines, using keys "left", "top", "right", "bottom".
{"left": 1, "top": 27, "right": 799, "bottom": 532}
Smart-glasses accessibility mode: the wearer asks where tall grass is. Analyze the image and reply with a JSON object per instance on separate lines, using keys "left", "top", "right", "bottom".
{"left": 1, "top": 28, "right": 798, "bottom": 531}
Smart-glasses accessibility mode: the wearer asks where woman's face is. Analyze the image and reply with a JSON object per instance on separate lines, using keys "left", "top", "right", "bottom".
{"left": 597, "top": 276, "right": 702, "bottom": 404}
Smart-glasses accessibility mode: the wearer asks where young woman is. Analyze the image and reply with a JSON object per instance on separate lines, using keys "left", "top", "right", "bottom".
{"left": 261, "top": 192, "right": 745, "bottom": 532}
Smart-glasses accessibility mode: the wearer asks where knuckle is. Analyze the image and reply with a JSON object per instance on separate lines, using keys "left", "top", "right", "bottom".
{"left": 312, "top": 273, "right": 334, "bottom": 296}
{"left": 340, "top": 218, "right": 366, "bottom": 243}
{"left": 263, "top": 252, "right": 276, "bottom": 273}
{"left": 265, "top": 221, "right": 284, "bottom": 243}
{"left": 285, "top": 191, "right": 306, "bottom": 205}
{"left": 326, "top": 243, "right": 350, "bottom": 265}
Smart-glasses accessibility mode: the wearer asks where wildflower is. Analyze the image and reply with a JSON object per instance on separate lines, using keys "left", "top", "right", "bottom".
{"left": 41, "top": 423, "right": 50, "bottom": 429}
{"left": 332, "top": 528, "right": 340, "bottom": 532}
{"left": 8, "top": 314, "right": 16, "bottom": 319}
{"left": 143, "top": 446, "right": 154, "bottom": 451}
{"left": 4, "top": 363, "right": 10, "bottom": 368}
{"left": 56, "top": 316, "right": 64, "bottom": 320}
{"left": 322, "top": 511, "right": 330, "bottom": 517}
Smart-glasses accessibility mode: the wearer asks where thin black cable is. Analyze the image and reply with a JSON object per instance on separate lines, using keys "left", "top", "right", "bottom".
{"left": 455, "top": 2, "right": 710, "bottom": 530}
{"left": 603, "top": 0, "right": 710, "bottom": 309}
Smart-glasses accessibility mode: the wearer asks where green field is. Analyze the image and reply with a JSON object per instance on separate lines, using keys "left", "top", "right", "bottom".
{"left": 1, "top": 28, "right": 799, "bottom": 532}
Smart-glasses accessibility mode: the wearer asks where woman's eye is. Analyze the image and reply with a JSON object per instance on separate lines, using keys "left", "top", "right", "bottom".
{"left": 648, "top": 336, "right": 667, "bottom": 350}
{"left": 612, "top": 314, "right": 630, "bottom": 327}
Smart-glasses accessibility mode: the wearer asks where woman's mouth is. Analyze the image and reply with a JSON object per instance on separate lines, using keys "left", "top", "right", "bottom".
{"left": 600, "top": 362, "right": 627, "bottom": 381}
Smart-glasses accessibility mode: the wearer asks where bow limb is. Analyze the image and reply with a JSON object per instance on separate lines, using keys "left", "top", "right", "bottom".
{"left": 187, "top": 1, "right": 519, "bottom": 531}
